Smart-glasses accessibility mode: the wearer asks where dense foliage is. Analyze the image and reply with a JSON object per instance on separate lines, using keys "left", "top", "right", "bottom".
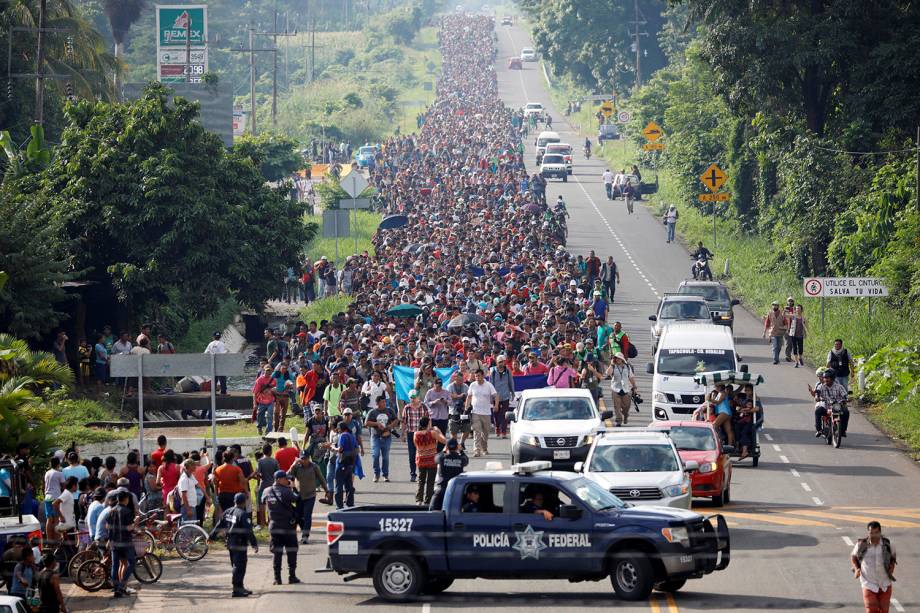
{"left": 232, "top": 132, "right": 306, "bottom": 182}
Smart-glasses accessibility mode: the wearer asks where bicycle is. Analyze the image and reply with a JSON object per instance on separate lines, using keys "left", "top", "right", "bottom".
{"left": 138, "top": 508, "right": 210, "bottom": 561}
{"left": 75, "top": 540, "right": 162, "bottom": 592}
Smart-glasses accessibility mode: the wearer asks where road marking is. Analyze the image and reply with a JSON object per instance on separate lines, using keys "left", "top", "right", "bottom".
{"left": 719, "top": 511, "right": 833, "bottom": 527}
{"left": 842, "top": 536, "right": 854, "bottom": 547}
{"left": 786, "top": 509, "right": 920, "bottom": 528}
{"left": 762, "top": 432, "right": 773, "bottom": 441}
{"left": 422, "top": 604, "right": 432, "bottom": 613}
{"left": 779, "top": 455, "right": 790, "bottom": 463}
{"left": 801, "top": 482, "right": 812, "bottom": 492}
{"left": 790, "top": 468, "right": 800, "bottom": 477}
{"left": 845, "top": 507, "right": 920, "bottom": 520}
{"left": 665, "top": 593, "right": 679, "bottom": 612}
{"left": 648, "top": 595, "right": 662, "bottom": 613}
{"left": 892, "top": 597, "right": 905, "bottom": 612}
{"left": 813, "top": 497, "right": 824, "bottom": 506}
{"left": 772, "top": 444, "right": 782, "bottom": 452}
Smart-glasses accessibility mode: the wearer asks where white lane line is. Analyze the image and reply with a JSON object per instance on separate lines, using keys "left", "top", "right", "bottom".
{"left": 801, "top": 482, "right": 812, "bottom": 492}
{"left": 779, "top": 455, "right": 790, "bottom": 463}
{"left": 892, "top": 597, "right": 905, "bottom": 612}
{"left": 772, "top": 444, "right": 782, "bottom": 452}
{"left": 813, "top": 497, "right": 824, "bottom": 506}
{"left": 763, "top": 433, "right": 773, "bottom": 441}
{"left": 422, "top": 604, "right": 432, "bottom": 613}
{"left": 790, "top": 468, "right": 800, "bottom": 477}
{"left": 842, "top": 536, "right": 854, "bottom": 547}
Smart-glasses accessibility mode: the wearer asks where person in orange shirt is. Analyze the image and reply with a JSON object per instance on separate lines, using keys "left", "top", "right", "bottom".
{"left": 213, "top": 450, "right": 247, "bottom": 515}
{"left": 297, "top": 364, "right": 318, "bottom": 407}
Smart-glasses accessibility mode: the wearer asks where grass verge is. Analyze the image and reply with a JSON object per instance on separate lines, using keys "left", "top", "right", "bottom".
{"left": 302, "top": 210, "right": 381, "bottom": 263}
{"left": 299, "top": 294, "right": 354, "bottom": 325}
{"left": 174, "top": 298, "right": 240, "bottom": 353}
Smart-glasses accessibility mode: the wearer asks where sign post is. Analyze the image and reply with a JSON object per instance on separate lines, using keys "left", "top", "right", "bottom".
{"left": 699, "top": 163, "right": 730, "bottom": 247}
{"left": 341, "top": 172, "right": 369, "bottom": 256}
{"left": 642, "top": 121, "right": 666, "bottom": 151}
{"left": 802, "top": 277, "right": 890, "bottom": 328}
{"left": 137, "top": 354, "right": 145, "bottom": 459}
{"left": 156, "top": 5, "right": 208, "bottom": 83}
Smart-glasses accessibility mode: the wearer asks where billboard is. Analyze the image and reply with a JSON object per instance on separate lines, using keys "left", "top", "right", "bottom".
{"left": 156, "top": 5, "right": 208, "bottom": 84}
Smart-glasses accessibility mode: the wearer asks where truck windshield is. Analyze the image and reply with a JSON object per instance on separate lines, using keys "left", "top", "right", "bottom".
{"left": 660, "top": 301, "right": 709, "bottom": 320}
{"left": 522, "top": 398, "right": 595, "bottom": 421}
{"left": 660, "top": 426, "right": 717, "bottom": 451}
{"left": 656, "top": 349, "right": 734, "bottom": 376}
{"left": 678, "top": 285, "right": 730, "bottom": 307}
{"left": 590, "top": 444, "right": 680, "bottom": 472}
{"left": 568, "top": 477, "right": 626, "bottom": 511}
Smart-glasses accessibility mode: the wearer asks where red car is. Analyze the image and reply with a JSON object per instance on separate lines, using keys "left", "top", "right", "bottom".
{"left": 508, "top": 57, "right": 522, "bottom": 70}
{"left": 649, "top": 421, "right": 733, "bottom": 506}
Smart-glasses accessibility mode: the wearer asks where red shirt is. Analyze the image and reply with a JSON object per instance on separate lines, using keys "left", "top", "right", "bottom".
{"left": 275, "top": 447, "right": 299, "bottom": 472}
{"left": 150, "top": 448, "right": 166, "bottom": 467}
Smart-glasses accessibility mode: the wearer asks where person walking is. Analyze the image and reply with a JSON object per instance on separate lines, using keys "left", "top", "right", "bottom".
{"left": 213, "top": 450, "right": 247, "bottom": 516}
{"left": 600, "top": 256, "right": 620, "bottom": 303}
{"left": 210, "top": 492, "right": 258, "bottom": 598}
{"left": 365, "top": 396, "right": 398, "bottom": 483}
{"left": 413, "top": 416, "right": 445, "bottom": 507}
{"left": 401, "top": 390, "right": 428, "bottom": 482}
{"left": 423, "top": 377, "right": 451, "bottom": 451}
{"left": 606, "top": 353, "right": 637, "bottom": 426}
{"left": 851, "top": 521, "right": 897, "bottom": 613}
{"left": 788, "top": 304, "right": 808, "bottom": 368}
{"left": 287, "top": 451, "right": 329, "bottom": 544}
{"left": 489, "top": 356, "right": 515, "bottom": 439}
{"left": 204, "top": 332, "right": 229, "bottom": 396}
{"left": 602, "top": 169, "right": 614, "bottom": 200}
{"left": 331, "top": 421, "right": 358, "bottom": 509}
{"left": 783, "top": 297, "right": 796, "bottom": 362}
{"left": 762, "top": 301, "right": 789, "bottom": 365}
{"left": 261, "top": 471, "right": 300, "bottom": 585}
{"left": 105, "top": 490, "right": 136, "bottom": 598}
{"left": 663, "top": 205, "right": 678, "bottom": 243}
{"left": 828, "top": 338, "right": 856, "bottom": 392}
{"left": 447, "top": 371, "right": 471, "bottom": 449}
{"left": 428, "top": 439, "right": 468, "bottom": 511}
{"left": 252, "top": 365, "right": 275, "bottom": 435}
{"left": 466, "top": 370, "right": 497, "bottom": 457}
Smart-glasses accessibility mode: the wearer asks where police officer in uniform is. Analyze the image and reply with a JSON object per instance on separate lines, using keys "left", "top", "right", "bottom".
{"left": 261, "top": 470, "right": 300, "bottom": 585}
{"left": 210, "top": 492, "right": 258, "bottom": 597}
{"left": 428, "top": 438, "right": 468, "bottom": 510}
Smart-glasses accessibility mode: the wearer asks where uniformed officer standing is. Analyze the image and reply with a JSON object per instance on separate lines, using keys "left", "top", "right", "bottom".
{"left": 210, "top": 492, "right": 258, "bottom": 597}
{"left": 428, "top": 438, "right": 468, "bottom": 510}
{"left": 261, "top": 470, "right": 300, "bottom": 585}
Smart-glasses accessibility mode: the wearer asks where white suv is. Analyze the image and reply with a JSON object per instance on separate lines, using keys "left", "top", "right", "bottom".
{"left": 520, "top": 47, "right": 537, "bottom": 61}
{"left": 507, "top": 388, "right": 612, "bottom": 469}
{"left": 648, "top": 295, "right": 712, "bottom": 352}
{"left": 579, "top": 430, "right": 698, "bottom": 509}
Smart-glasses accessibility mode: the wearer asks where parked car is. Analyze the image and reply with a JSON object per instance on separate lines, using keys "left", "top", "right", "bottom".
{"left": 508, "top": 57, "right": 522, "bottom": 70}
{"left": 506, "top": 388, "right": 611, "bottom": 468}
{"left": 676, "top": 280, "right": 741, "bottom": 329}
{"left": 648, "top": 421, "right": 733, "bottom": 506}
{"left": 520, "top": 47, "right": 537, "bottom": 61}
{"left": 597, "top": 123, "right": 620, "bottom": 142}
{"left": 649, "top": 294, "right": 712, "bottom": 352}
{"left": 325, "top": 461, "right": 731, "bottom": 602}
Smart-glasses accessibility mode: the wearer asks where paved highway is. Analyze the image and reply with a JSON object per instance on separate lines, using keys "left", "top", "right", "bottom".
{"left": 69, "top": 22, "right": 920, "bottom": 613}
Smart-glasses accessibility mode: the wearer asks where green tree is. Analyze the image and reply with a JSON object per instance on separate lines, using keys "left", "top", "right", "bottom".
{"left": 232, "top": 133, "right": 305, "bottom": 183}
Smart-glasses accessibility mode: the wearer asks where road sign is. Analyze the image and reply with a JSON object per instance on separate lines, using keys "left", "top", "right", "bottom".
{"left": 698, "top": 192, "right": 730, "bottom": 202}
{"left": 322, "top": 210, "right": 350, "bottom": 238}
{"left": 584, "top": 94, "right": 612, "bottom": 102}
{"left": 700, "top": 163, "right": 727, "bottom": 192}
{"left": 600, "top": 101, "right": 615, "bottom": 118}
{"left": 642, "top": 121, "right": 663, "bottom": 141}
{"left": 339, "top": 198, "right": 371, "bottom": 210}
{"left": 617, "top": 110, "right": 631, "bottom": 124}
{"left": 341, "top": 172, "right": 369, "bottom": 198}
{"left": 802, "top": 277, "right": 889, "bottom": 298}
{"left": 156, "top": 5, "right": 208, "bottom": 84}
{"left": 642, "top": 143, "right": 665, "bottom": 151}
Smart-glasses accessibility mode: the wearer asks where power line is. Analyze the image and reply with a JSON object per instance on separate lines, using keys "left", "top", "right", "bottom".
{"left": 811, "top": 144, "right": 919, "bottom": 156}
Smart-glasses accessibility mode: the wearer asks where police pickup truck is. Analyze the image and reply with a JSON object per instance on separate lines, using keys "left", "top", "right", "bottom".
{"left": 324, "top": 461, "right": 730, "bottom": 601}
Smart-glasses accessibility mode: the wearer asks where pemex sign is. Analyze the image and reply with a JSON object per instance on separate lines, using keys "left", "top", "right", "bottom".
{"left": 156, "top": 5, "right": 208, "bottom": 83}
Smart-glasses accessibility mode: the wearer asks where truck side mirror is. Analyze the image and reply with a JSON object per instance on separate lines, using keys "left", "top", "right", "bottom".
{"left": 731, "top": 299, "right": 741, "bottom": 306}
{"left": 646, "top": 362, "right": 654, "bottom": 374}
{"left": 505, "top": 411, "right": 516, "bottom": 423}
{"left": 684, "top": 460, "right": 700, "bottom": 472}
{"left": 739, "top": 364, "right": 749, "bottom": 373}
{"left": 600, "top": 410, "right": 613, "bottom": 421}
{"left": 558, "top": 504, "right": 583, "bottom": 520}
{"left": 573, "top": 462, "right": 584, "bottom": 472}
{"left": 648, "top": 315, "right": 657, "bottom": 321}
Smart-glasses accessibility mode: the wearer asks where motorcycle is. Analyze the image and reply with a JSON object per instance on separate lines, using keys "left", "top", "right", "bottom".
{"left": 817, "top": 401, "right": 845, "bottom": 448}
{"left": 583, "top": 146, "right": 591, "bottom": 160}
{"left": 691, "top": 254, "right": 714, "bottom": 280}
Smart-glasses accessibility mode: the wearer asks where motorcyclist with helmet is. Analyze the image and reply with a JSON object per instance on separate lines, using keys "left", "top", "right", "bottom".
{"left": 690, "top": 241, "right": 714, "bottom": 280}
{"left": 808, "top": 368, "right": 849, "bottom": 438}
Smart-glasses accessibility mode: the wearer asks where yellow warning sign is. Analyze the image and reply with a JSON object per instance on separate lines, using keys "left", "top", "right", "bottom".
{"left": 642, "top": 143, "right": 666, "bottom": 151}
{"left": 700, "top": 163, "right": 728, "bottom": 192}
{"left": 642, "top": 121, "right": 663, "bottom": 141}
{"left": 600, "top": 101, "right": 615, "bottom": 118}
{"left": 698, "top": 192, "right": 730, "bottom": 202}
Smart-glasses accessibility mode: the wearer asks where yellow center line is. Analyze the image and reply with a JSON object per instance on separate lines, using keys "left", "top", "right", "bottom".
{"left": 666, "top": 593, "right": 680, "bottom": 612}
{"left": 649, "top": 595, "right": 662, "bottom": 613}
{"left": 843, "top": 508, "right": 920, "bottom": 520}
{"left": 782, "top": 509, "right": 920, "bottom": 529}
{"left": 718, "top": 511, "right": 833, "bottom": 527}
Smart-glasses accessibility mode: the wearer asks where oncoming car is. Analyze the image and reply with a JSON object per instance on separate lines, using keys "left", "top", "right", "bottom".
{"left": 648, "top": 421, "right": 733, "bottom": 506}
{"left": 676, "top": 281, "right": 741, "bottom": 329}
{"left": 501, "top": 15, "right": 513, "bottom": 25}
{"left": 540, "top": 154, "right": 568, "bottom": 182}
{"left": 520, "top": 47, "right": 537, "bottom": 61}
{"left": 508, "top": 57, "right": 522, "bottom": 70}
{"left": 544, "top": 143, "right": 573, "bottom": 174}
{"left": 354, "top": 145, "right": 378, "bottom": 168}
{"left": 649, "top": 295, "right": 712, "bottom": 352}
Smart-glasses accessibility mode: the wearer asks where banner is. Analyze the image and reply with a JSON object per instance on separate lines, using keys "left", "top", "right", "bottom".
{"left": 392, "top": 366, "right": 457, "bottom": 402}
{"left": 513, "top": 374, "right": 548, "bottom": 392}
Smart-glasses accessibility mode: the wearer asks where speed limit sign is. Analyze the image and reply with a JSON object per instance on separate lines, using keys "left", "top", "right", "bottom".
{"left": 617, "top": 110, "right": 631, "bottom": 124}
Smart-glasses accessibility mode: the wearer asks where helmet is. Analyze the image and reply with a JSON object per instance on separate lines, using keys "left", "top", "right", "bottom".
{"left": 815, "top": 368, "right": 825, "bottom": 378}
{"left": 822, "top": 368, "right": 836, "bottom": 379}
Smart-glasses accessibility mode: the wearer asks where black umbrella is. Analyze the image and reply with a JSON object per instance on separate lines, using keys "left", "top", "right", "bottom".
{"left": 379, "top": 214, "right": 409, "bottom": 230}
{"left": 448, "top": 313, "right": 484, "bottom": 329}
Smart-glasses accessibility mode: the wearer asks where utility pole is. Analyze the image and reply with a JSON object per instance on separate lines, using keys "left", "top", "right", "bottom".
{"left": 916, "top": 126, "right": 919, "bottom": 213}
{"left": 231, "top": 27, "right": 272, "bottom": 134}
{"left": 629, "top": 0, "right": 647, "bottom": 91}
{"left": 34, "top": 0, "right": 47, "bottom": 125}
{"left": 7, "top": 16, "right": 71, "bottom": 126}
{"left": 256, "top": 10, "right": 296, "bottom": 129}
{"left": 184, "top": 12, "right": 192, "bottom": 83}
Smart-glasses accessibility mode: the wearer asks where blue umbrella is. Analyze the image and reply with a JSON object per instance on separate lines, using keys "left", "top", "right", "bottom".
{"left": 386, "top": 304, "right": 423, "bottom": 318}
{"left": 379, "top": 215, "right": 409, "bottom": 230}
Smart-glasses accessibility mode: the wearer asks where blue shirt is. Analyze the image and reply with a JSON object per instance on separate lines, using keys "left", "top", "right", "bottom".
{"left": 95, "top": 505, "right": 113, "bottom": 541}
{"left": 86, "top": 501, "right": 105, "bottom": 540}
{"left": 0, "top": 469, "right": 9, "bottom": 497}
{"left": 338, "top": 431, "right": 357, "bottom": 458}
{"left": 62, "top": 464, "right": 90, "bottom": 482}
{"left": 94, "top": 343, "right": 108, "bottom": 364}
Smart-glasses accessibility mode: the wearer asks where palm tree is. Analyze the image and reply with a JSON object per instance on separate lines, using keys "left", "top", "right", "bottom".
{"left": 102, "top": 0, "right": 146, "bottom": 95}
{"left": 0, "top": 334, "right": 74, "bottom": 390}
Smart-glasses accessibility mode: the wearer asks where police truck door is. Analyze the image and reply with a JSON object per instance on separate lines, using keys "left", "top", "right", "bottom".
{"left": 446, "top": 480, "right": 513, "bottom": 572}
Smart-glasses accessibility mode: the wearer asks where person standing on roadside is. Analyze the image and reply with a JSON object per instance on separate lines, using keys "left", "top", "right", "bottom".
{"left": 851, "top": 521, "right": 897, "bottom": 613}
{"left": 762, "top": 301, "right": 789, "bottom": 365}
{"left": 106, "top": 490, "right": 136, "bottom": 599}
{"left": 600, "top": 256, "right": 620, "bottom": 303}
{"left": 428, "top": 439, "right": 468, "bottom": 511}
{"left": 603, "top": 169, "right": 614, "bottom": 200}
{"left": 261, "top": 471, "right": 300, "bottom": 585}
{"left": 663, "top": 205, "right": 679, "bottom": 243}
{"left": 466, "top": 370, "right": 497, "bottom": 457}
{"left": 204, "top": 332, "right": 229, "bottom": 396}
{"left": 783, "top": 297, "right": 796, "bottom": 362}
{"left": 413, "top": 416, "right": 445, "bottom": 507}
{"left": 828, "top": 338, "right": 856, "bottom": 392}
{"left": 489, "top": 355, "right": 515, "bottom": 439}
{"left": 210, "top": 492, "right": 258, "bottom": 598}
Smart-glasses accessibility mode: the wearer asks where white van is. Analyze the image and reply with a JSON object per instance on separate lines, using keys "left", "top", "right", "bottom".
{"left": 534, "top": 130, "right": 560, "bottom": 162}
{"left": 646, "top": 324, "right": 739, "bottom": 421}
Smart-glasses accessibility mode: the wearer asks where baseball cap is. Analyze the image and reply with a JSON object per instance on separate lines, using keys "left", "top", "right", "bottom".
{"left": 274, "top": 470, "right": 289, "bottom": 480}
{"left": 446, "top": 438, "right": 459, "bottom": 449}
{"left": 408, "top": 389, "right": 419, "bottom": 399}
{"left": 233, "top": 492, "right": 248, "bottom": 504}
{"left": 343, "top": 408, "right": 353, "bottom": 415}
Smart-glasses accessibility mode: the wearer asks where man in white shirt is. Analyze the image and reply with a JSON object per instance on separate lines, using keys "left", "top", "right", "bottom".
{"left": 465, "top": 370, "right": 497, "bottom": 457}
{"left": 602, "top": 169, "right": 614, "bottom": 200}
{"left": 177, "top": 458, "right": 200, "bottom": 523}
{"left": 204, "top": 331, "right": 229, "bottom": 395}
{"left": 361, "top": 372, "right": 388, "bottom": 408}
{"left": 53, "top": 477, "right": 78, "bottom": 534}
{"left": 851, "top": 521, "right": 896, "bottom": 613}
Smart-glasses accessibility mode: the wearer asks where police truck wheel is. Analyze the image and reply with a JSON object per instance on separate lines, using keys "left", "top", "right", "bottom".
{"left": 609, "top": 551, "right": 654, "bottom": 600}
{"left": 654, "top": 579, "right": 686, "bottom": 593}
{"left": 373, "top": 554, "right": 424, "bottom": 602}
{"left": 422, "top": 577, "right": 454, "bottom": 594}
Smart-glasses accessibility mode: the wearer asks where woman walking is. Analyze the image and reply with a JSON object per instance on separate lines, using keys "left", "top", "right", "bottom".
{"left": 789, "top": 304, "right": 808, "bottom": 367}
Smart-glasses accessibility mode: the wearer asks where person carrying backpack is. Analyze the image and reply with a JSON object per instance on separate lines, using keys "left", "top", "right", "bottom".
{"left": 851, "top": 521, "right": 897, "bottom": 613}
